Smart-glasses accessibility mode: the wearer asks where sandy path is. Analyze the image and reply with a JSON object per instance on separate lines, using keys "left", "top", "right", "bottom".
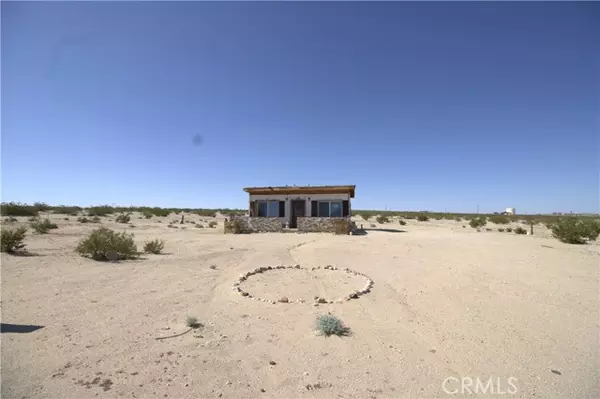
{"left": 1, "top": 214, "right": 599, "bottom": 398}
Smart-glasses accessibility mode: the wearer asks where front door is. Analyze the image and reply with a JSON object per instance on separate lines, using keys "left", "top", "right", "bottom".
{"left": 290, "top": 200, "right": 305, "bottom": 228}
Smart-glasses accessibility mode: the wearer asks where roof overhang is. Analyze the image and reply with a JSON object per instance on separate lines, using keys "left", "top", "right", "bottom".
{"left": 243, "top": 185, "right": 355, "bottom": 198}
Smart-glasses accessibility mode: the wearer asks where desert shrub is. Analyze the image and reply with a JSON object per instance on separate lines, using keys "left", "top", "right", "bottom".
{"left": 78, "top": 217, "right": 90, "bottom": 223}
{"left": 0, "top": 202, "right": 39, "bottom": 217}
{"left": 506, "top": 227, "right": 513, "bottom": 232}
{"left": 4, "top": 216, "right": 18, "bottom": 223}
{"left": 489, "top": 215, "right": 510, "bottom": 224}
{"left": 168, "top": 224, "right": 177, "bottom": 229}
{"left": 208, "top": 221, "right": 217, "bottom": 228}
{"left": 197, "top": 210, "right": 217, "bottom": 218}
{"left": 376, "top": 215, "right": 390, "bottom": 224}
{"left": 455, "top": 217, "right": 462, "bottom": 222}
{"left": 196, "top": 224, "right": 204, "bottom": 228}
{"left": 498, "top": 228, "right": 505, "bottom": 232}
{"left": 75, "top": 227, "right": 138, "bottom": 261}
{"left": 469, "top": 217, "right": 487, "bottom": 228}
{"left": 50, "top": 205, "right": 81, "bottom": 215}
{"left": 462, "top": 225, "right": 466, "bottom": 228}
{"left": 416, "top": 215, "right": 429, "bottom": 222}
{"left": 143, "top": 212, "right": 153, "bottom": 219}
{"left": 30, "top": 218, "right": 58, "bottom": 234}
{"left": 550, "top": 217, "right": 600, "bottom": 244}
{"left": 64, "top": 217, "right": 69, "bottom": 221}
{"left": 186, "top": 316, "right": 202, "bottom": 329}
{"left": 514, "top": 227, "right": 527, "bottom": 235}
{"left": 1, "top": 227, "right": 27, "bottom": 253}
{"left": 485, "top": 228, "right": 492, "bottom": 231}
{"left": 116, "top": 213, "right": 131, "bottom": 223}
{"left": 87, "top": 206, "right": 114, "bottom": 217}
{"left": 143, "top": 239, "right": 165, "bottom": 254}
{"left": 315, "top": 314, "right": 350, "bottom": 337}
{"left": 398, "top": 219, "right": 406, "bottom": 225}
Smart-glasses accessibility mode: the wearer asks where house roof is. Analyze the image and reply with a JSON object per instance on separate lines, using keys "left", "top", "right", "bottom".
{"left": 243, "top": 185, "right": 356, "bottom": 198}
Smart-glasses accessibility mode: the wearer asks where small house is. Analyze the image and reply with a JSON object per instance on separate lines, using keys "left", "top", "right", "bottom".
{"left": 242, "top": 185, "right": 356, "bottom": 230}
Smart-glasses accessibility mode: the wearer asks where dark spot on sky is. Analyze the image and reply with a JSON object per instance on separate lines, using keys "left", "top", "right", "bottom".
{"left": 192, "top": 134, "right": 204, "bottom": 146}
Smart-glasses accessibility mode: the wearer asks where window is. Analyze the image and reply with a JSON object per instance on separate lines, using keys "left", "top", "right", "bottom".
{"left": 257, "top": 200, "right": 281, "bottom": 217}
{"left": 318, "top": 201, "right": 343, "bottom": 217}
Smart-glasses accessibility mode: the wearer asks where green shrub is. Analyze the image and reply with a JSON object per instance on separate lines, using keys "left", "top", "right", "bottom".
{"left": 469, "top": 217, "right": 487, "bottom": 228}
{"left": 143, "top": 212, "right": 153, "bottom": 219}
{"left": 208, "top": 221, "right": 217, "bottom": 228}
{"left": 75, "top": 227, "right": 138, "bottom": 261}
{"left": 506, "top": 227, "right": 513, "bottom": 233}
{"left": 376, "top": 215, "right": 390, "bottom": 224}
{"left": 116, "top": 213, "right": 131, "bottom": 223}
{"left": 514, "top": 227, "right": 527, "bottom": 235}
{"left": 315, "top": 314, "right": 350, "bottom": 337}
{"left": 50, "top": 205, "right": 81, "bottom": 215}
{"left": 416, "top": 215, "right": 429, "bottom": 222}
{"left": 87, "top": 206, "right": 114, "bottom": 217}
{"left": 398, "top": 220, "right": 406, "bottom": 226}
{"left": 550, "top": 217, "right": 600, "bottom": 244}
{"left": 498, "top": 228, "right": 505, "bottom": 232}
{"left": 455, "top": 217, "right": 462, "bottom": 222}
{"left": 196, "top": 224, "right": 204, "bottom": 228}
{"left": 489, "top": 215, "right": 510, "bottom": 224}
{"left": 1, "top": 227, "right": 27, "bottom": 253}
{"left": 30, "top": 218, "right": 58, "bottom": 234}
{"left": 143, "top": 239, "right": 165, "bottom": 254}
{"left": 0, "top": 202, "right": 39, "bottom": 217}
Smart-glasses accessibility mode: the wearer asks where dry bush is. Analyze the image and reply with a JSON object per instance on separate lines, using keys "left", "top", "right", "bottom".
{"left": 75, "top": 227, "right": 138, "bottom": 261}
{"left": 143, "top": 239, "right": 165, "bottom": 254}
{"left": 469, "top": 217, "right": 487, "bottom": 228}
{"left": 399, "top": 220, "right": 406, "bottom": 225}
{"left": 1, "top": 202, "right": 39, "bottom": 217}
{"left": 376, "top": 215, "right": 390, "bottom": 224}
{"left": 1, "top": 227, "right": 27, "bottom": 253}
{"left": 416, "top": 215, "right": 429, "bottom": 222}
{"left": 30, "top": 218, "right": 58, "bottom": 234}
{"left": 208, "top": 221, "right": 217, "bottom": 228}
{"left": 489, "top": 215, "right": 510, "bottom": 224}
{"left": 514, "top": 227, "right": 527, "bottom": 235}
{"left": 550, "top": 217, "right": 600, "bottom": 244}
{"left": 116, "top": 213, "right": 131, "bottom": 223}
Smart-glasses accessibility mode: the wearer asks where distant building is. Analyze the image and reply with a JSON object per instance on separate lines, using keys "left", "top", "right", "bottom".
{"left": 504, "top": 207, "right": 516, "bottom": 215}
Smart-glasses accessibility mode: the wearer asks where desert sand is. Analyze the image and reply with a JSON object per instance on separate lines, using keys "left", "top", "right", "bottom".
{"left": 2, "top": 213, "right": 599, "bottom": 398}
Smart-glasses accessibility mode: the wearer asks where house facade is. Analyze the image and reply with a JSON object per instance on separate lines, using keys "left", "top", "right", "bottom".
{"left": 243, "top": 185, "right": 355, "bottom": 228}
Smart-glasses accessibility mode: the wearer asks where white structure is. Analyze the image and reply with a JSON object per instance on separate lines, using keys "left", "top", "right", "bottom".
{"left": 505, "top": 207, "right": 516, "bottom": 215}
{"left": 243, "top": 185, "right": 355, "bottom": 228}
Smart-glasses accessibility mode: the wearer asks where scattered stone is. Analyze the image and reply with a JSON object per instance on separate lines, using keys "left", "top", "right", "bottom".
{"left": 241, "top": 292, "right": 249, "bottom": 297}
{"left": 349, "top": 293, "right": 359, "bottom": 299}
{"left": 260, "top": 388, "right": 266, "bottom": 392}
{"left": 317, "top": 298, "right": 327, "bottom": 304}
{"left": 278, "top": 297, "right": 289, "bottom": 303}
{"left": 294, "top": 265, "right": 301, "bottom": 269}
{"left": 269, "top": 360, "right": 276, "bottom": 366}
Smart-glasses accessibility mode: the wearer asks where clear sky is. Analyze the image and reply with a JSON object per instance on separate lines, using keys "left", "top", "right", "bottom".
{"left": 2, "top": 2, "right": 599, "bottom": 213}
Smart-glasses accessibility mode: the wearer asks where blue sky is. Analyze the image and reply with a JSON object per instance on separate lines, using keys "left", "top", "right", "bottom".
{"left": 2, "top": 2, "right": 599, "bottom": 213}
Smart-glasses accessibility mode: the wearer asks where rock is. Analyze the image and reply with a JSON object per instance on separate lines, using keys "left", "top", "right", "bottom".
{"left": 317, "top": 297, "right": 327, "bottom": 304}
{"left": 241, "top": 292, "right": 249, "bottom": 297}
{"left": 269, "top": 360, "right": 276, "bottom": 365}
{"left": 313, "top": 303, "right": 319, "bottom": 307}
{"left": 349, "top": 293, "right": 359, "bottom": 299}
{"left": 260, "top": 388, "right": 266, "bottom": 393}
{"left": 294, "top": 264, "right": 301, "bottom": 269}
{"left": 278, "top": 297, "right": 289, "bottom": 303}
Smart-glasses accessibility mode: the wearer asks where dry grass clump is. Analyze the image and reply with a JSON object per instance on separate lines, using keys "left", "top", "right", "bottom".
{"left": 376, "top": 215, "right": 390, "bottom": 224}
{"left": 116, "top": 213, "right": 131, "bottom": 223}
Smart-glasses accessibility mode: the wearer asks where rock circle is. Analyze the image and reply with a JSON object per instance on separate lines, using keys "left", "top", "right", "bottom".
{"left": 232, "top": 265, "right": 374, "bottom": 304}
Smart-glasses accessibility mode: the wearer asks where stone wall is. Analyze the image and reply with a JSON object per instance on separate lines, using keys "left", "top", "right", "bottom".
{"left": 224, "top": 217, "right": 282, "bottom": 234}
{"left": 297, "top": 217, "right": 352, "bottom": 234}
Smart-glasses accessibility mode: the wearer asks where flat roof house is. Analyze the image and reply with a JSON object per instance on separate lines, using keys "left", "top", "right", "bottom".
{"left": 243, "top": 185, "right": 356, "bottom": 229}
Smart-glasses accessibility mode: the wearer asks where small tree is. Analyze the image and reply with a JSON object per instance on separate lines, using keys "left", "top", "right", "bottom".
{"left": 1, "top": 227, "right": 27, "bottom": 253}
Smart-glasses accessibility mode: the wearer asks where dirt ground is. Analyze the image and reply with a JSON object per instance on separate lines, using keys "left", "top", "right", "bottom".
{"left": 1, "top": 213, "right": 599, "bottom": 398}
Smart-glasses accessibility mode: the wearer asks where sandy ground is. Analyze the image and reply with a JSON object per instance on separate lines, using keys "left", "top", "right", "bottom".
{"left": 1, "top": 213, "right": 599, "bottom": 398}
